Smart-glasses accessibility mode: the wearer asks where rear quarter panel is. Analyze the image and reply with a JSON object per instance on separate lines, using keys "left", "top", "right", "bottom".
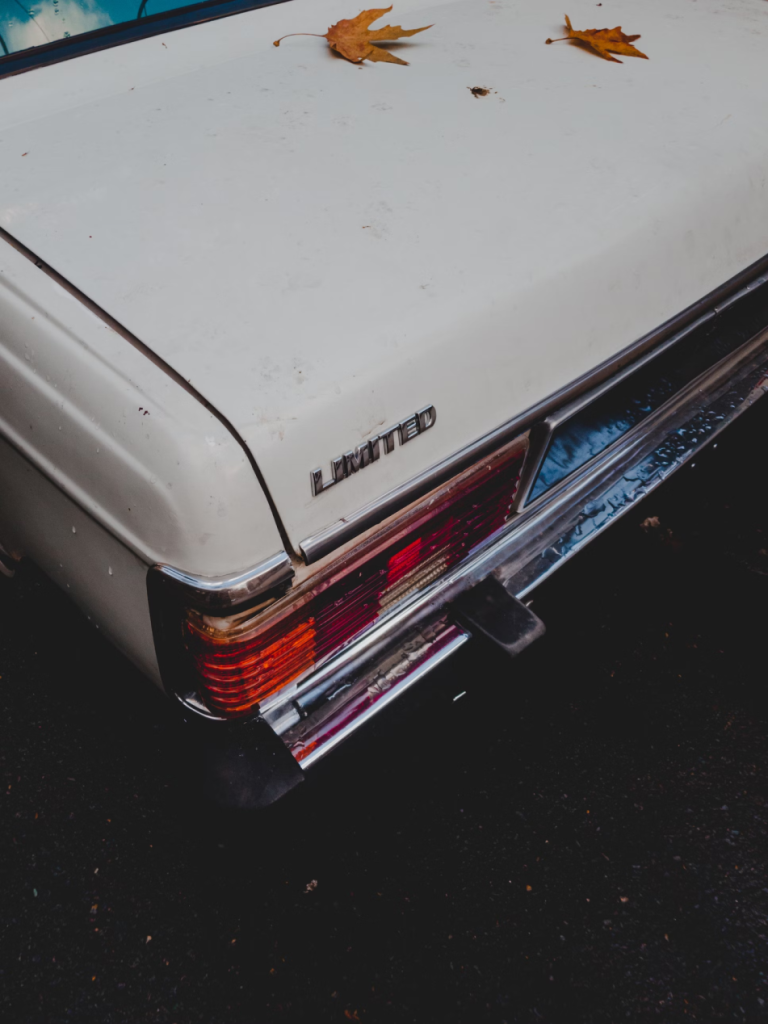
{"left": 0, "top": 239, "right": 285, "bottom": 682}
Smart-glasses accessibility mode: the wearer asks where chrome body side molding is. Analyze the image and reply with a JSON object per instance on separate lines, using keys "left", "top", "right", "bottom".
{"left": 299, "top": 256, "right": 768, "bottom": 564}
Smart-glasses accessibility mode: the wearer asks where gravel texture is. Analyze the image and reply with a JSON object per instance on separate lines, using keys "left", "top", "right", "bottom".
{"left": 2, "top": 399, "right": 767, "bottom": 1024}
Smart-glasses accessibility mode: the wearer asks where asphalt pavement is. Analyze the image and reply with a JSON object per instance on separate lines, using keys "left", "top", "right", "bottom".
{"left": 2, "top": 398, "right": 768, "bottom": 1024}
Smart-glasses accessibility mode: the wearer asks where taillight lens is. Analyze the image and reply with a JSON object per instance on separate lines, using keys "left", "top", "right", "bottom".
{"left": 184, "top": 438, "right": 526, "bottom": 716}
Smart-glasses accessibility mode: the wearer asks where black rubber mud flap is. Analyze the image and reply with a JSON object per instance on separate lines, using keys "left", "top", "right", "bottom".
{"left": 453, "top": 576, "right": 545, "bottom": 657}
{"left": 180, "top": 714, "right": 305, "bottom": 810}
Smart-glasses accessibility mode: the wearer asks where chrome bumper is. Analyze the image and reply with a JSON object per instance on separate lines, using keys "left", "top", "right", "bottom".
{"left": 265, "top": 332, "right": 768, "bottom": 768}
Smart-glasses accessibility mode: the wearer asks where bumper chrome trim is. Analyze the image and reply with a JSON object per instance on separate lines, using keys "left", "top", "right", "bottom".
{"left": 500, "top": 339, "right": 768, "bottom": 598}
{"left": 269, "top": 330, "right": 768, "bottom": 768}
{"left": 278, "top": 616, "right": 470, "bottom": 768}
{"left": 153, "top": 551, "right": 294, "bottom": 611}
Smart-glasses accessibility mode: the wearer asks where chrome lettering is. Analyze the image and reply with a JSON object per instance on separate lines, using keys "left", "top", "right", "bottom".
{"left": 310, "top": 467, "right": 335, "bottom": 497}
{"left": 417, "top": 405, "right": 437, "bottom": 432}
{"left": 310, "top": 406, "right": 436, "bottom": 496}
{"left": 343, "top": 441, "right": 375, "bottom": 476}
{"left": 380, "top": 426, "right": 398, "bottom": 454}
{"left": 398, "top": 414, "right": 420, "bottom": 445}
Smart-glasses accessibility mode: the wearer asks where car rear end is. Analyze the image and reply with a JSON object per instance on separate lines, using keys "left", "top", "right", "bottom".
{"left": 146, "top": 258, "right": 768, "bottom": 804}
{"left": 3, "top": 0, "right": 768, "bottom": 806}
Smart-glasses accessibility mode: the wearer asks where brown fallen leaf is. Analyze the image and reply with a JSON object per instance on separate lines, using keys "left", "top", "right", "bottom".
{"left": 273, "top": 6, "right": 432, "bottom": 65}
{"left": 546, "top": 14, "right": 648, "bottom": 63}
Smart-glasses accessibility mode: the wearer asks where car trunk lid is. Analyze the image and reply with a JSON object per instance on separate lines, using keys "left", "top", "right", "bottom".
{"left": 2, "top": 0, "right": 768, "bottom": 557}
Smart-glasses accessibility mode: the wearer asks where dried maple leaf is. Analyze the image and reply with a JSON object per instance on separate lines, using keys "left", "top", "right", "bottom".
{"left": 546, "top": 14, "right": 648, "bottom": 63}
{"left": 273, "top": 6, "right": 432, "bottom": 65}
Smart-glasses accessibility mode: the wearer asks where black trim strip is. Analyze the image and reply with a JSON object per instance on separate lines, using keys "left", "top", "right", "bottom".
{"left": 0, "top": 0, "right": 291, "bottom": 79}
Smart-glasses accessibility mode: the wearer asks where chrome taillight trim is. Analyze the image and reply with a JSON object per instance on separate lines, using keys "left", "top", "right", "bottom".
{"left": 152, "top": 551, "right": 294, "bottom": 611}
{"left": 147, "top": 551, "right": 295, "bottom": 721}
{"left": 299, "top": 255, "right": 768, "bottom": 564}
{"left": 152, "top": 436, "right": 527, "bottom": 719}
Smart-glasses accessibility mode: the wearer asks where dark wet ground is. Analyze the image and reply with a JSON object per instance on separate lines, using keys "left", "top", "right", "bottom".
{"left": 2, "top": 399, "right": 768, "bottom": 1024}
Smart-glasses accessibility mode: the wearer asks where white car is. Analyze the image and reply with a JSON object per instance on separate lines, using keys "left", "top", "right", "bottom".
{"left": 1, "top": 0, "right": 767, "bottom": 806}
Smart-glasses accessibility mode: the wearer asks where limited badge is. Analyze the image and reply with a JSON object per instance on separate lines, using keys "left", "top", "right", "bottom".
{"left": 310, "top": 405, "right": 437, "bottom": 497}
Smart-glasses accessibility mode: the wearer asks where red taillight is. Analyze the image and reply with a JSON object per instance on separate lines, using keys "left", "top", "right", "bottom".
{"left": 184, "top": 438, "right": 526, "bottom": 716}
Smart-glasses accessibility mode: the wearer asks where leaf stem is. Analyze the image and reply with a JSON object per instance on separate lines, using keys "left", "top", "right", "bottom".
{"left": 545, "top": 36, "right": 570, "bottom": 44}
{"left": 273, "top": 32, "right": 326, "bottom": 47}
